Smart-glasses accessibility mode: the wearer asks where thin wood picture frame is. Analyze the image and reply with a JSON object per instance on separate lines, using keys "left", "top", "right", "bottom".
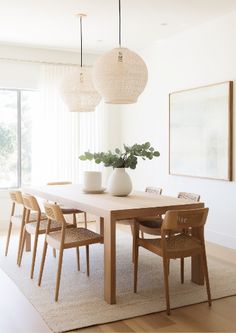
{"left": 169, "top": 81, "right": 233, "bottom": 181}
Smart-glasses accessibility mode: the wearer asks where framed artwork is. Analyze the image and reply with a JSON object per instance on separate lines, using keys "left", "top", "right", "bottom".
{"left": 169, "top": 81, "right": 233, "bottom": 181}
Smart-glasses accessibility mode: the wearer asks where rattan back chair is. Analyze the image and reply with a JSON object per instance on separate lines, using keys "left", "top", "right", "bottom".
{"left": 134, "top": 207, "right": 211, "bottom": 315}
{"left": 18, "top": 194, "right": 63, "bottom": 279}
{"left": 38, "top": 202, "right": 103, "bottom": 301}
{"left": 137, "top": 191, "right": 201, "bottom": 282}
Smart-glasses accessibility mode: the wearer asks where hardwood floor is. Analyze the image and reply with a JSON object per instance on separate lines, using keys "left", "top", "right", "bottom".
{"left": 0, "top": 226, "right": 236, "bottom": 333}
{"left": 78, "top": 296, "right": 236, "bottom": 332}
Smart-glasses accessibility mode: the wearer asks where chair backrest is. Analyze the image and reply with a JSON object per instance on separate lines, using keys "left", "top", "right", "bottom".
{"left": 47, "top": 181, "right": 72, "bottom": 186}
{"left": 44, "top": 202, "right": 66, "bottom": 227}
{"left": 145, "top": 187, "right": 162, "bottom": 195}
{"left": 9, "top": 191, "right": 23, "bottom": 205}
{"left": 178, "top": 192, "right": 200, "bottom": 202}
{"left": 22, "top": 193, "right": 41, "bottom": 213}
{"left": 161, "top": 208, "right": 208, "bottom": 232}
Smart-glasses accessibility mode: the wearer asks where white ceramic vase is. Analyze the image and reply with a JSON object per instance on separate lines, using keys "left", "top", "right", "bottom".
{"left": 108, "top": 168, "right": 132, "bottom": 196}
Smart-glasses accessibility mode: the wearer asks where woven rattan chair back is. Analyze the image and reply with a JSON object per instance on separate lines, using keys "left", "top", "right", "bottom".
{"left": 22, "top": 194, "right": 41, "bottom": 213}
{"left": 44, "top": 202, "right": 67, "bottom": 227}
{"left": 145, "top": 187, "right": 162, "bottom": 195}
{"left": 178, "top": 192, "right": 200, "bottom": 202}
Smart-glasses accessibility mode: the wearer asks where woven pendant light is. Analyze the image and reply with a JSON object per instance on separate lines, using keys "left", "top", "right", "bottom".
{"left": 93, "top": 0, "right": 148, "bottom": 104}
{"left": 61, "top": 14, "right": 101, "bottom": 112}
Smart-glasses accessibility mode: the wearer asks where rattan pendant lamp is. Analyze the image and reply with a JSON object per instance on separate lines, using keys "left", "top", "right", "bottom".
{"left": 93, "top": 0, "right": 148, "bottom": 104}
{"left": 60, "top": 14, "right": 101, "bottom": 112}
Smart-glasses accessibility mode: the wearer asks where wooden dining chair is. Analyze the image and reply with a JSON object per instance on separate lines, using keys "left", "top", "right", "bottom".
{"left": 137, "top": 191, "right": 200, "bottom": 282}
{"left": 134, "top": 207, "right": 211, "bottom": 315}
{"left": 18, "top": 194, "right": 66, "bottom": 279}
{"left": 5, "top": 191, "right": 36, "bottom": 263}
{"left": 47, "top": 181, "right": 88, "bottom": 228}
{"left": 38, "top": 202, "right": 103, "bottom": 301}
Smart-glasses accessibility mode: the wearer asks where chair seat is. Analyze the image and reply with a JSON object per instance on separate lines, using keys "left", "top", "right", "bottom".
{"left": 138, "top": 217, "right": 163, "bottom": 228}
{"left": 46, "top": 227, "right": 103, "bottom": 249}
{"left": 25, "top": 218, "right": 64, "bottom": 235}
{"left": 139, "top": 234, "right": 202, "bottom": 258}
{"left": 138, "top": 216, "right": 163, "bottom": 235}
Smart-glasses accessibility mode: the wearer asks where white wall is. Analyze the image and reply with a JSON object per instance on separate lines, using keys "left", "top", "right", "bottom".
{"left": 121, "top": 11, "right": 236, "bottom": 249}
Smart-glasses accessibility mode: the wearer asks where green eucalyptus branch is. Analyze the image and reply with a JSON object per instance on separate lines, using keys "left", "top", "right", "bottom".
{"left": 79, "top": 142, "right": 160, "bottom": 170}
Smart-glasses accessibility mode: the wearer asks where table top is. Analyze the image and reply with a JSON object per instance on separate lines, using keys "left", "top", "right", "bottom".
{"left": 22, "top": 184, "right": 204, "bottom": 219}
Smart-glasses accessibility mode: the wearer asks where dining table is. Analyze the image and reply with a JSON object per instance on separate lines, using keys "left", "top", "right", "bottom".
{"left": 23, "top": 184, "right": 205, "bottom": 304}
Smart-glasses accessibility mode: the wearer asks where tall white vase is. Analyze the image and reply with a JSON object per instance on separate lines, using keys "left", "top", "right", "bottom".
{"left": 108, "top": 168, "right": 132, "bottom": 196}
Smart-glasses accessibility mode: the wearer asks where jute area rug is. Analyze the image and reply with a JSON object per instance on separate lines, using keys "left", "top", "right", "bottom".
{"left": 0, "top": 227, "right": 236, "bottom": 333}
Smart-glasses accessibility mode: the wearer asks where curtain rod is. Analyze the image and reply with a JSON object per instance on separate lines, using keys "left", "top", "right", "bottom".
{"left": 0, "top": 57, "right": 82, "bottom": 67}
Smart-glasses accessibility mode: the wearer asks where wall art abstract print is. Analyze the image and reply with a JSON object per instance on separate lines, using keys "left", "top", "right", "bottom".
{"left": 169, "top": 81, "right": 233, "bottom": 181}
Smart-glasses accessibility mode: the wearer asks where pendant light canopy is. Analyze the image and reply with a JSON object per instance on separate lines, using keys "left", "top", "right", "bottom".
{"left": 93, "top": 0, "right": 148, "bottom": 104}
{"left": 61, "top": 14, "right": 101, "bottom": 112}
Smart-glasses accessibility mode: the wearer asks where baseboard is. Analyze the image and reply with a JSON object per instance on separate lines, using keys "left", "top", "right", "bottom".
{"left": 206, "top": 228, "right": 236, "bottom": 250}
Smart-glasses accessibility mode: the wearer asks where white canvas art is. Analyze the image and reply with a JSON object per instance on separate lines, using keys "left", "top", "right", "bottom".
{"left": 169, "top": 81, "right": 232, "bottom": 181}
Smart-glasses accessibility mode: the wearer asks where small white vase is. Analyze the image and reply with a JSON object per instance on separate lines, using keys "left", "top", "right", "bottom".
{"left": 108, "top": 168, "right": 132, "bottom": 196}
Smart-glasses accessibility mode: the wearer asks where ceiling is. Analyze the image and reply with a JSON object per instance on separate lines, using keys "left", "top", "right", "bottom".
{"left": 0, "top": 0, "right": 236, "bottom": 54}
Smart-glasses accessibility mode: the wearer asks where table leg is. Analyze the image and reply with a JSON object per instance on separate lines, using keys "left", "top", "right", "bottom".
{"left": 191, "top": 227, "right": 204, "bottom": 285}
{"left": 191, "top": 255, "right": 204, "bottom": 285}
{"left": 95, "top": 217, "right": 104, "bottom": 236}
{"left": 104, "top": 215, "right": 116, "bottom": 304}
{"left": 25, "top": 232, "right": 31, "bottom": 252}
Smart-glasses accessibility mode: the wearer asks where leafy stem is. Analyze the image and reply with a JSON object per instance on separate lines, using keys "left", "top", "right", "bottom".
{"left": 79, "top": 142, "right": 160, "bottom": 170}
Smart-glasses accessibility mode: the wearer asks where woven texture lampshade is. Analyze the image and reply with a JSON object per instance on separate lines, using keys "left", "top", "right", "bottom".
{"left": 60, "top": 67, "right": 101, "bottom": 112}
{"left": 93, "top": 47, "right": 148, "bottom": 104}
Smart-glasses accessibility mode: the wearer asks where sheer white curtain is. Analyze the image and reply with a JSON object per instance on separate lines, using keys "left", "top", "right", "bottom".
{"left": 31, "top": 64, "right": 103, "bottom": 185}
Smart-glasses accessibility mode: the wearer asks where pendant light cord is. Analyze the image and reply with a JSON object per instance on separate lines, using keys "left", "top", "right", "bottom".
{"left": 119, "top": 0, "right": 121, "bottom": 47}
{"left": 80, "top": 15, "right": 83, "bottom": 67}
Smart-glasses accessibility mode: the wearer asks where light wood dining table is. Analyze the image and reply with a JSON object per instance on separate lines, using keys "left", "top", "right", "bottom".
{"left": 23, "top": 184, "right": 204, "bottom": 304}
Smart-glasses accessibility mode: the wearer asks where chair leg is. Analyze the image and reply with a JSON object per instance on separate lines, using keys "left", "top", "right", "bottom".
{"left": 84, "top": 212, "right": 87, "bottom": 229}
{"left": 72, "top": 213, "right": 77, "bottom": 226}
{"left": 38, "top": 241, "right": 48, "bottom": 286}
{"left": 167, "top": 259, "right": 170, "bottom": 275}
{"left": 133, "top": 245, "right": 139, "bottom": 293}
{"left": 18, "top": 229, "right": 26, "bottom": 266}
{"left": 5, "top": 222, "right": 12, "bottom": 256}
{"left": 181, "top": 258, "right": 184, "bottom": 284}
{"left": 201, "top": 251, "right": 212, "bottom": 307}
{"left": 76, "top": 247, "right": 80, "bottom": 271}
{"left": 25, "top": 232, "right": 31, "bottom": 252}
{"left": 86, "top": 245, "right": 90, "bottom": 276}
{"left": 17, "top": 220, "right": 25, "bottom": 264}
{"left": 30, "top": 233, "right": 39, "bottom": 279}
{"left": 162, "top": 257, "right": 171, "bottom": 315}
{"left": 55, "top": 248, "right": 64, "bottom": 302}
{"left": 130, "top": 222, "right": 135, "bottom": 263}
{"left": 53, "top": 248, "right": 56, "bottom": 258}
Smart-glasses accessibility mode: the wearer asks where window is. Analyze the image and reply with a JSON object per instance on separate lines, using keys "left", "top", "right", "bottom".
{"left": 0, "top": 89, "right": 39, "bottom": 189}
